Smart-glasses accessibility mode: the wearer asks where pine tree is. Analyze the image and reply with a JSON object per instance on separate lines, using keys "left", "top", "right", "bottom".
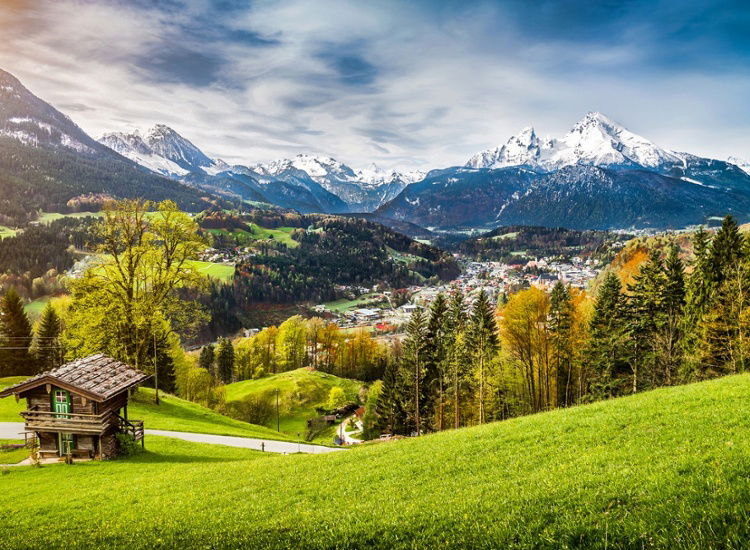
{"left": 549, "top": 281, "right": 573, "bottom": 406}
{"left": 216, "top": 338, "right": 235, "bottom": 384}
{"left": 35, "top": 302, "right": 63, "bottom": 372}
{"left": 199, "top": 344, "right": 215, "bottom": 375}
{"left": 659, "top": 244, "right": 685, "bottom": 384}
{"left": 625, "top": 249, "right": 666, "bottom": 392}
{"left": 586, "top": 272, "right": 627, "bottom": 398}
{"left": 446, "top": 292, "right": 468, "bottom": 428}
{"left": 400, "top": 308, "right": 428, "bottom": 435}
{"left": 467, "top": 290, "right": 499, "bottom": 424}
{"left": 0, "top": 287, "right": 34, "bottom": 376}
{"left": 709, "top": 215, "right": 742, "bottom": 286}
{"left": 375, "top": 357, "right": 401, "bottom": 434}
{"left": 423, "top": 293, "right": 448, "bottom": 431}
{"left": 697, "top": 217, "right": 748, "bottom": 376}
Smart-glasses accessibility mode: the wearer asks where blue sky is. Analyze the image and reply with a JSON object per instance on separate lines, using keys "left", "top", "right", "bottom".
{"left": 1, "top": 0, "right": 749, "bottom": 170}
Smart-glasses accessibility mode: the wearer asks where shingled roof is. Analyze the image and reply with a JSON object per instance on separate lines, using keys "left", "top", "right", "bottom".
{"left": 0, "top": 354, "right": 150, "bottom": 401}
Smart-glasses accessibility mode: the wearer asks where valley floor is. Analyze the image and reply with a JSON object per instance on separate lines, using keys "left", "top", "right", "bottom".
{"left": 1, "top": 375, "right": 750, "bottom": 548}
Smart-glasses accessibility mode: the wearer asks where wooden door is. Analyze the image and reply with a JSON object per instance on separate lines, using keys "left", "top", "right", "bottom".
{"left": 52, "top": 389, "right": 75, "bottom": 455}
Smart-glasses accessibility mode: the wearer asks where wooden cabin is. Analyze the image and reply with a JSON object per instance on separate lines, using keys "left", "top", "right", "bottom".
{"left": 0, "top": 354, "right": 150, "bottom": 460}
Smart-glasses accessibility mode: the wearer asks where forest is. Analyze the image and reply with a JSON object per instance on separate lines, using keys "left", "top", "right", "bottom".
{"left": 457, "top": 225, "right": 630, "bottom": 263}
{"left": 371, "top": 215, "right": 750, "bottom": 437}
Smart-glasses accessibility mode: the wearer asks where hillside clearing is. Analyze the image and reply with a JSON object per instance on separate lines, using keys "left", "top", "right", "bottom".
{"left": 1, "top": 375, "right": 749, "bottom": 548}
{"left": 225, "top": 368, "right": 363, "bottom": 442}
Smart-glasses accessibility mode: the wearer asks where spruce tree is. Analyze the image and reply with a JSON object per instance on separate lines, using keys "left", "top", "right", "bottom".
{"left": 35, "top": 302, "right": 63, "bottom": 372}
{"left": 709, "top": 215, "right": 742, "bottom": 286}
{"left": 625, "top": 249, "right": 666, "bottom": 392}
{"left": 586, "top": 272, "right": 627, "bottom": 398}
{"left": 375, "top": 357, "right": 401, "bottom": 434}
{"left": 660, "top": 244, "right": 685, "bottom": 384}
{"left": 0, "top": 287, "right": 34, "bottom": 376}
{"left": 400, "top": 308, "right": 428, "bottom": 435}
{"left": 549, "top": 281, "right": 573, "bottom": 406}
{"left": 423, "top": 293, "right": 448, "bottom": 430}
{"left": 199, "top": 344, "right": 215, "bottom": 375}
{"left": 467, "top": 290, "right": 498, "bottom": 424}
{"left": 216, "top": 338, "right": 235, "bottom": 384}
{"left": 446, "top": 292, "right": 468, "bottom": 428}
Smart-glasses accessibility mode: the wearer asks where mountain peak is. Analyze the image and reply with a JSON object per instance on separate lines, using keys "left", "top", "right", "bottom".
{"left": 467, "top": 112, "right": 681, "bottom": 170}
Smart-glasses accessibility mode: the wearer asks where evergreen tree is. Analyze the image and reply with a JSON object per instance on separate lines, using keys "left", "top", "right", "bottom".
{"left": 216, "top": 337, "right": 235, "bottom": 384}
{"left": 423, "top": 293, "right": 448, "bottom": 431}
{"left": 586, "top": 272, "right": 627, "bottom": 398}
{"left": 446, "top": 292, "right": 469, "bottom": 428}
{"left": 0, "top": 287, "right": 34, "bottom": 376}
{"left": 659, "top": 244, "right": 685, "bottom": 384}
{"left": 549, "top": 281, "right": 574, "bottom": 406}
{"left": 467, "top": 290, "right": 499, "bottom": 424}
{"left": 375, "top": 357, "right": 401, "bottom": 434}
{"left": 400, "top": 308, "right": 428, "bottom": 435}
{"left": 697, "top": 217, "right": 748, "bottom": 376}
{"left": 199, "top": 344, "right": 215, "bottom": 375}
{"left": 625, "top": 249, "right": 666, "bottom": 392}
{"left": 708, "top": 215, "right": 742, "bottom": 285}
{"left": 35, "top": 302, "right": 63, "bottom": 372}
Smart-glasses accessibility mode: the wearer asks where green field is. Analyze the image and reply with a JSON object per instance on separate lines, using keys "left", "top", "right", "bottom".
{"left": 0, "top": 440, "right": 26, "bottom": 465}
{"left": 225, "top": 368, "right": 363, "bottom": 441}
{"left": 23, "top": 296, "right": 52, "bottom": 319}
{"left": 207, "top": 224, "right": 299, "bottom": 249}
{"left": 323, "top": 292, "right": 384, "bottom": 313}
{"left": 0, "top": 377, "right": 27, "bottom": 422}
{"left": 187, "top": 260, "right": 235, "bottom": 281}
{"left": 36, "top": 211, "right": 104, "bottom": 224}
{"left": 1, "top": 375, "right": 749, "bottom": 548}
{"left": 0, "top": 225, "right": 17, "bottom": 239}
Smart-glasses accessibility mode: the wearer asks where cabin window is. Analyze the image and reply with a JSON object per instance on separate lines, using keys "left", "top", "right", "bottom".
{"left": 55, "top": 390, "right": 67, "bottom": 403}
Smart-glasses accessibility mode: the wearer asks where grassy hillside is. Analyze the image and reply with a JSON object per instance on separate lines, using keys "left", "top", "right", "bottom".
{"left": 129, "top": 388, "right": 293, "bottom": 441}
{"left": 225, "top": 368, "right": 363, "bottom": 440}
{"left": 1, "top": 375, "right": 750, "bottom": 548}
{"left": 0, "top": 378, "right": 290, "bottom": 441}
{"left": 0, "top": 377, "right": 27, "bottom": 422}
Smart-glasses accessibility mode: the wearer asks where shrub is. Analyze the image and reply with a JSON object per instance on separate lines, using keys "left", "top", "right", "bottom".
{"left": 228, "top": 391, "right": 276, "bottom": 426}
{"left": 116, "top": 433, "right": 142, "bottom": 458}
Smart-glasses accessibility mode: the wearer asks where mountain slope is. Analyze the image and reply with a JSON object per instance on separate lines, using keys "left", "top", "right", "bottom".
{"left": 379, "top": 113, "right": 750, "bottom": 230}
{"left": 2, "top": 374, "right": 750, "bottom": 548}
{"left": 0, "top": 69, "right": 212, "bottom": 222}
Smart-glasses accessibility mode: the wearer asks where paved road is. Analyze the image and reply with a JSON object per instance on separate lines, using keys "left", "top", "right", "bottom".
{"left": 144, "top": 429, "right": 343, "bottom": 454}
{"left": 0, "top": 423, "right": 341, "bottom": 455}
{"left": 337, "top": 416, "right": 364, "bottom": 445}
{"left": 0, "top": 422, "right": 24, "bottom": 439}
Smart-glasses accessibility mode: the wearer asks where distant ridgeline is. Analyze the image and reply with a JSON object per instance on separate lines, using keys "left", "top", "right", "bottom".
{"left": 457, "top": 225, "right": 632, "bottom": 263}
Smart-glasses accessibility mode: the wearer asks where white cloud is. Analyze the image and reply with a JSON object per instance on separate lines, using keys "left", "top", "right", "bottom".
{"left": 0, "top": 0, "right": 748, "bottom": 171}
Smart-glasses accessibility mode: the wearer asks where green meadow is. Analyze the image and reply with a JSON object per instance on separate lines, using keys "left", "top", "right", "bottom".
{"left": 1, "top": 375, "right": 747, "bottom": 548}
{"left": 225, "top": 368, "right": 363, "bottom": 441}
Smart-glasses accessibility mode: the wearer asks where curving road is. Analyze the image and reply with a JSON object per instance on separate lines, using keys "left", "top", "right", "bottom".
{"left": 0, "top": 422, "right": 341, "bottom": 455}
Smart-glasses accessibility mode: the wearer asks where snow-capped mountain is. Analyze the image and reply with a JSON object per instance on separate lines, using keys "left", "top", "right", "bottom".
{"left": 377, "top": 112, "right": 750, "bottom": 230}
{"left": 100, "top": 125, "right": 229, "bottom": 177}
{"left": 252, "top": 154, "right": 422, "bottom": 211}
{"left": 467, "top": 112, "right": 682, "bottom": 171}
{"left": 729, "top": 156, "right": 750, "bottom": 176}
{"left": 0, "top": 68, "right": 211, "bottom": 217}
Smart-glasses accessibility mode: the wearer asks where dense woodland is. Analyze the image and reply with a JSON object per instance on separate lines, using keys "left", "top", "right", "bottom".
{"left": 457, "top": 225, "right": 629, "bottom": 263}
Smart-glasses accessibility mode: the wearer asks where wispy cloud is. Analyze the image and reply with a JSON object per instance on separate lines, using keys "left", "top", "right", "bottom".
{"left": 0, "top": 0, "right": 749, "bottom": 170}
